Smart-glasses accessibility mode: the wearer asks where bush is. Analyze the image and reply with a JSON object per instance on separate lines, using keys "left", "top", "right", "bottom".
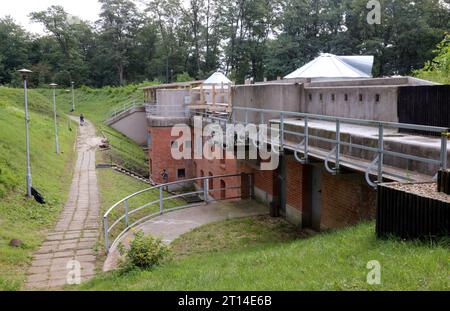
{"left": 119, "top": 230, "right": 170, "bottom": 270}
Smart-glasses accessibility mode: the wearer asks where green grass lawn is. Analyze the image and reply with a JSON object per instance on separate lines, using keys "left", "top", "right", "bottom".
{"left": 0, "top": 87, "right": 77, "bottom": 290}
{"left": 36, "top": 86, "right": 150, "bottom": 176}
{"left": 79, "top": 217, "right": 449, "bottom": 291}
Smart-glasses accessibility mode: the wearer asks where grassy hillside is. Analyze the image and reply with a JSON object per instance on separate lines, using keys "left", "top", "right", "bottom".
{"left": 0, "top": 87, "right": 77, "bottom": 290}
{"left": 38, "top": 84, "right": 151, "bottom": 176}
{"left": 79, "top": 218, "right": 449, "bottom": 291}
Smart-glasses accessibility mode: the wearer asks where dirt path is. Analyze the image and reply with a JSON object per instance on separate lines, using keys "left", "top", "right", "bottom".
{"left": 25, "top": 119, "right": 102, "bottom": 289}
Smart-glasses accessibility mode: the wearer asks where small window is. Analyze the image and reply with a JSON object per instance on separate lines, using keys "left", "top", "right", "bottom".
{"left": 359, "top": 94, "right": 363, "bottom": 102}
{"left": 320, "top": 94, "right": 323, "bottom": 101}
{"left": 177, "top": 168, "right": 186, "bottom": 178}
{"left": 184, "top": 140, "right": 191, "bottom": 149}
{"left": 331, "top": 94, "right": 335, "bottom": 101}
{"left": 171, "top": 141, "right": 178, "bottom": 148}
{"left": 375, "top": 94, "right": 380, "bottom": 102}
{"left": 344, "top": 94, "right": 348, "bottom": 101}
{"left": 308, "top": 94, "right": 312, "bottom": 101}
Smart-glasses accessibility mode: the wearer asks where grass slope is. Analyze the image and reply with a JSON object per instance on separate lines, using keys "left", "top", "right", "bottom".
{"left": 0, "top": 87, "right": 77, "bottom": 290}
{"left": 36, "top": 86, "right": 149, "bottom": 176}
{"left": 80, "top": 217, "right": 449, "bottom": 291}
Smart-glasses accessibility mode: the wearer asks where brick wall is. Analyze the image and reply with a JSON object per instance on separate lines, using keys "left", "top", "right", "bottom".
{"left": 148, "top": 127, "right": 193, "bottom": 183}
{"left": 320, "top": 172, "right": 376, "bottom": 229}
{"left": 286, "top": 157, "right": 309, "bottom": 213}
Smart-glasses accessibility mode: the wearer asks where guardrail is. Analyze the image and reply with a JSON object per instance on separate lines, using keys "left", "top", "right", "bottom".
{"left": 109, "top": 99, "right": 142, "bottom": 118}
{"left": 103, "top": 173, "right": 253, "bottom": 253}
{"left": 230, "top": 106, "right": 449, "bottom": 187}
{"left": 145, "top": 104, "right": 190, "bottom": 118}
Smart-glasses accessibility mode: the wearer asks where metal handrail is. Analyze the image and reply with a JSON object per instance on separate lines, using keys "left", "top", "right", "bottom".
{"left": 103, "top": 173, "right": 251, "bottom": 253}
{"left": 109, "top": 99, "right": 142, "bottom": 118}
{"left": 230, "top": 106, "right": 449, "bottom": 187}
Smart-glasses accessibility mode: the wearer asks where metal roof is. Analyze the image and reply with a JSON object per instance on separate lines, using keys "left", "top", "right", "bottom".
{"left": 284, "top": 53, "right": 374, "bottom": 79}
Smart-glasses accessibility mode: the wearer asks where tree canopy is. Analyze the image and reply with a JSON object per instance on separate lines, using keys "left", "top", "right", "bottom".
{"left": 0, "top": 0, "right": 449, "bottom": 87}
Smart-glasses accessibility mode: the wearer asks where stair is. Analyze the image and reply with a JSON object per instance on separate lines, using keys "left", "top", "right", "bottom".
{"left": 111, "top": 165, "right": 156, "bottom": 185}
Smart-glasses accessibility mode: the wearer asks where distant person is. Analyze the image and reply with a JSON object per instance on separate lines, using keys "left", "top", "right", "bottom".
{"left": 80, "top": 113, "right": 85, "bottom": 126}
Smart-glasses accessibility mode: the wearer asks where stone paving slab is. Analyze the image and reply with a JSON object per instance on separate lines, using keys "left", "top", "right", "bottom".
{"left": 25, "top": 119, "right": 101, "bottom": 290}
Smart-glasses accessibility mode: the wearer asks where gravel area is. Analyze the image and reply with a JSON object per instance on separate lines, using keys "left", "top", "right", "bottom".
{"left": 383, "top": 182, "right": 450, "bottom": 203}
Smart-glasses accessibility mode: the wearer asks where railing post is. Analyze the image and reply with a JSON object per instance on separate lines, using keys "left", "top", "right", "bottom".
{"left": 159, "top": 187, "right": 164, "bottom": 215}
{"left": 103, "top": 216, "right": 110, "bottom": 253}
{"left": 203, "top": 178, "right": 209, "bottom": 203}
{"left": 335, "top": 119, "right": 340, "bottom": 172}
{"left": 378, "top": 123, "right": 384, "bottom": 183}
{"left": 304, "top": 116, "right": 309, "bottom": 163}
{"left": 245, "top": 110, "right": 248, "bottom": 124}
{"left": 124, "top": 199, "right": 129, "bottom": 227}
{"left": 280, "top": 112, "right": 285, "bottom": 150}
{"left": 441, "top": 132, "right": 448, "bottom": 170}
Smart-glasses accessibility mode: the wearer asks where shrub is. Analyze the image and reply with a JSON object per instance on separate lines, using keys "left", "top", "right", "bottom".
{"left": 119, "top": 230, "right": 170, "bottom": 270}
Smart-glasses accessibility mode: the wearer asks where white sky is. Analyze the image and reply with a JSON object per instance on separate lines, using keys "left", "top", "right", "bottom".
{"left": 0, "top": 0, "right": 103, "bottom": 34}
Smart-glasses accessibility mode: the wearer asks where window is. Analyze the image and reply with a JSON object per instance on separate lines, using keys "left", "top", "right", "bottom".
{"left": 147, "top": 133, "right": 152, "bottom": 147}
{"left": 319, "top": 94, "right": 323, "bottom": 101}
{"left": 359, "top": 94, "right": 363, "bottom": 102}
{"left": 375, "top": 94, "right": 380, "bottom": 102}
{"left": 344, "top": 94, "right": 348, "bottom": 101}
{"left": 308, "top": 93, "right": 312, "bottom": 101}
{"left": 331, "top": 94, "right": 335, "bottom": 101}
{"left": 171, "top": 141, "right": 178, "bottom": 148}
{"left": 184, "top": 140, "right": 192, "bottom": 149}
{"left": 177, "top": 168, "right": 186, "bottom": 179}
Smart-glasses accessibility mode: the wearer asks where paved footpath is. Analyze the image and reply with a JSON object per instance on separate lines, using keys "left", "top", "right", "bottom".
{"left": 103, "top": 200, "right": 268, "bottom": 271}
{"left": 25, "top": 119, "right": 102, "bottom": 289}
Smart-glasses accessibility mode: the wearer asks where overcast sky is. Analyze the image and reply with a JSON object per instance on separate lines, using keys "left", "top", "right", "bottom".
{"left": 1, "top": 0, "right": 103, "bottom": 34}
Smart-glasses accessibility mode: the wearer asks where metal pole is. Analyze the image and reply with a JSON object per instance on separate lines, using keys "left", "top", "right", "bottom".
{"left": 203, "top": 178, "right": 209, "bottom": 203}
{"left": 377, "top": 123, "right": 384, "bottom": 183}
{"left": 24, "top": 77, "right": 32, "bottom": 197}
{"left": 71, "top": 82, "right": 75, "bottom": 111}
{"left": 103, "top": 216, "right": 110, "bottom": 253}
{"left": 159, "top": 187, "right": 164, "bottom": 215}
{"left": 124, "top": 199, "right": 129, "bottom": 227}
{"left": 335, "top": 120, "right": 340, "bottom": 172}
{"left": 280, "top": 112, "right": 285, "bottom": 150}
{"left": 50, "top": 85, "right": 59, "bottom": 154}
{"left": 304, "top": 116, "right": 309, "bottom": 163}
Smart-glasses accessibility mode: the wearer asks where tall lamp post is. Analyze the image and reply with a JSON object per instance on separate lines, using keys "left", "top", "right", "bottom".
{"left": 66, "top": 89, "right": 72, "bottom": 131}
{"left": 71, "top": 81, "right": 75, "bottom": 112}
{"left": 18, "top": 69, "right": 33, "bottom": 198}
{"left": 49, "top": 83, "right": 59, "bottom": 154}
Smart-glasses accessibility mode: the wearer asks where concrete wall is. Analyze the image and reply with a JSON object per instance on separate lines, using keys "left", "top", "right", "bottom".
{"left": 109, "top": 107, "right": 148, "bottom": 145}
{"left": 302, "top": 86, "right": 400, "bottom": 122}
{"left": 232, "top": 83, "right": 303, "bottom": 123}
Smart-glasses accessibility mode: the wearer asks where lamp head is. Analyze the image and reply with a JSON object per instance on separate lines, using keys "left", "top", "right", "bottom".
{"left": 18, "top": 69, "right": 33, "bottom": 79}
{"left": 49, "top": 83, "right": 58, "bottom": 88}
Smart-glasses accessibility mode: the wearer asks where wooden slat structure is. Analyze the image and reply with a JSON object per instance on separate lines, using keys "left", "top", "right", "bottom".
{"left": 143, "top": 80, "right": 204, "bottom": 104}
{"left": 188, "top": 82, "right": 233, "bottom": 114}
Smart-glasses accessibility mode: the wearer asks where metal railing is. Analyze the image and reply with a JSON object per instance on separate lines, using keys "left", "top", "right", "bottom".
{"left": 103, "top": 173, "right": 252, "bottom": 253}
{"left": 230, "top": 107, "right": 449, "bottom": 187}
{"left": 109, "top": 99, "right": 142, "bottom": 118}
{"left": 145, "top": 104, "right": 190, "bottom": 118}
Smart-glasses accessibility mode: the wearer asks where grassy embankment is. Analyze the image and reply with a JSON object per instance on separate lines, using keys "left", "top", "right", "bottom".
{"left": 0, "top": 87, "right": 77, "bottom": 290}
{"left": 79, "top": 217, "right": 449, "bottom": 291}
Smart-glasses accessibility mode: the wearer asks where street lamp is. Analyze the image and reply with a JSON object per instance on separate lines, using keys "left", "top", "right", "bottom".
{"left": 18, "top": 68, "right": 33, "bottom": 198}
{"left": 49, "top": 83, "right": 59, "bottom": 154}
{"left": 71, "top": 81, "right": 75, "bottom": 112}
{"left": 66, "top": 89, "right": 72, "bottom": 131}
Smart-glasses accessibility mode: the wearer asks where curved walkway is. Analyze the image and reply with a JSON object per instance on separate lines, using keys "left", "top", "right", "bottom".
{"left": 25, "top": 119, "right": 102, "bottom": 289}
{"left": 103, "top": 200, "right": 268, "bottom": 271}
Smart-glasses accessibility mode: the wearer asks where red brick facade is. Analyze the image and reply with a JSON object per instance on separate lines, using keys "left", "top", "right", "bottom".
{"left": 320, "top": 172, "right": 376, "bottom": 229}
{"left": 148, "top": 124, "right": 376, "bottom": 229}
{"left": 148, "top": 127, "right": 193, "bottom": 184}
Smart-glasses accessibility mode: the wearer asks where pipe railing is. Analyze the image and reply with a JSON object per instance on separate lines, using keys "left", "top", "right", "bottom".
{"left": 103, "top": 173, "right": 252, "bottom": 253}
{"left": 229, "top": 106, "right": 449, "bottom": 187}
{"left": 109, "top": 99, "right": 142, "bottom": 118}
